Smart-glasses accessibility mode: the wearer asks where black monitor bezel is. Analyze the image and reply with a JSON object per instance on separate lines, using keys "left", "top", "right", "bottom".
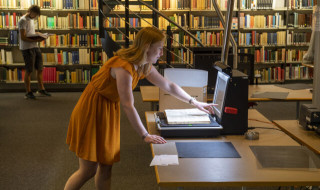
{"left": 212, "top": 71, "right": 230, "bottom": 119}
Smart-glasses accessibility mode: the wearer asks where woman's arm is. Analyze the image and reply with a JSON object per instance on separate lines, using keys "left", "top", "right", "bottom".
{"left": 146, "top": 66, "right": 216, "bottom": 114}
{"left": 113, "top": 67, "right": 166, "bottom": 144}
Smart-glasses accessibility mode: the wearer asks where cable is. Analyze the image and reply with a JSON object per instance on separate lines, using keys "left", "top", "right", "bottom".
{"left": 248, "top": 126, "right": 282, "bottom": 131}
{"left": 248, "top": 118, "right": 274, "bottom": 125}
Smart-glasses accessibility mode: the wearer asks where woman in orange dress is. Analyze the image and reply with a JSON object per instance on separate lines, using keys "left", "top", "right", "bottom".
{"left": 64, "top": 27, "right": 216, "bottom": 190}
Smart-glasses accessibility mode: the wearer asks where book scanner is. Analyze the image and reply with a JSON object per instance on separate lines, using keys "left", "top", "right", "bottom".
{"left": 154, "top": 71, "right": 228, "bottom": 138}
{"left": 154, "top": 65, "right": 249, "bottom": 138}
{"left": 214, "top": 64, "right": 248, "bottom": 135}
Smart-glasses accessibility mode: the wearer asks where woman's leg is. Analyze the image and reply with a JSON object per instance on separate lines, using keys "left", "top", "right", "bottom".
{"left": 95, "top": 163, "right": 113, "bottom": 190}
{"left": 64, "top": 158, "right": 98, "bottom": 190}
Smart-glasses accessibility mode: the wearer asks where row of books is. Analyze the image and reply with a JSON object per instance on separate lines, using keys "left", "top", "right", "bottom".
{"left": 158, "top": 14, "right": 188, "bottom": 30}
{"left": 287, "top": 31, "right": 311, "bottom": 45}
{"left": 158, "top": 0, "right": 238, "bottom": 10}
{"left": 39, "top": 33, "right": 101, "bottom": 47}
{"left": 0, "top": 12, "right": 21, "bottom": 29}
{"left": 255, "top": 65, "right": 314, "bottom": 82}
{"left": 3, "top": 67, "right": 91, "bottom": 84}
{"left": 42, "top": 49, "right": 87, "bottom": 65}
{"left": 42, "top": 49, "right": 106, "bottom": 65}
{"left": 0, "top": 0, "right": 98, "bottom": 10}
{"left": 254, "top": 48, "right": 286, "bottom": 63}
{"left": 189, "top": 16, "right": 238, "bottom": 29}
{"left": 288, "top": 0, "right": 315, "bottom": 9}
{"left": 285, "top": 65, "right": 313, "bottom": 80}
{"left": 160, "top": 0, "right": 190, "bottom": 10}
{"left": 169, "top": 48, "right": 193, "bottom": 65}
{"left": 1, "top": 32, "right": 102, "bottom": 47}
{"left": 287, "top": 13, "right": 312, "bottom": 28}
{"left": 8, "top": 30, "right": 18, "bottom": 45}
{"left": 241, "top": 0, "right": 286, "bottom": 10}
{"left": 248, "top": 48, "right": 310, "bottom": 63}
{"left": 104, "top": 17, "right": 140, "bottom": 28}
{"left": 0, "top": 37, "right": 8, "bottom": 45}
{"left": 241, "top": 0, "right": 314, "bottom": 10}
{"left": 109, "top": 32, "right": 136, "bottom": 41}
{"left": 239, "top": 31, "right": 286, "bottom": 46}
{"left": 196, "top": 31, "right": 224, "bottom": 47}
{"left": 286, "top": 49, "right": 308, "bottom": 62}
{"left": 104, "top": 17, "right": 152, "bottom": 28}
{"left": 159, "top": 13, "right": 287, "bottom": 30}
{"left": 189, "top": 0, "right": 237, "bottom": 10}
{"left": 168, "top": 31, "right": 239, "bottom": 47}
{"left": 112, "top": 4, "right": 152, "bottom": 12}
{"left": 37, "top": 14, "right": 99, "bottom": 30}
{"left": 0, "top": 48, "right": 107, "bottom": 65}
{"left": 0, "top": 49, "right": 13, "bottom": 64}
{"left": 0, "top": 31, "right": 18, "bottom": 46}
{"left": 255, "top": 67, "right": 285, "bottom": 82}
{"left": 239, "top": 13, "right": 285, "bottom": 29}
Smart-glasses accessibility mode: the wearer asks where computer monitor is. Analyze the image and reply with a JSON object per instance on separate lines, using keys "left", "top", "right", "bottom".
{"left": 213, "top": 71, "right": 230, "bottom": 119}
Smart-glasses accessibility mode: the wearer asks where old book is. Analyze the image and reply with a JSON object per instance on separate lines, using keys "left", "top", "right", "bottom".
{"left": 27, "top": 33, "right": 53, "bottom": 40}
{"left": 164, "top": 108, "right": 211, "bottom": 124}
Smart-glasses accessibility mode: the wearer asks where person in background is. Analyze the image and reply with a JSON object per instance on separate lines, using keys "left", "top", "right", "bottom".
{"left": 18, "top": 5, "right": 51, "bottom": 99}
{"left": 64, "top": 27, "right": 216, "bottom": 190}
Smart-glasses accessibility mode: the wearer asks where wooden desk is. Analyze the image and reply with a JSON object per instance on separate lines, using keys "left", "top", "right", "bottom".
{"left": 145, "top": 110, "right": 320, "bottom": 189}
{"left": 273, "top": 120, "right": 320, "bottom": 155}
{"left": 140, "top": 85, "right": 312, "bottom": 117}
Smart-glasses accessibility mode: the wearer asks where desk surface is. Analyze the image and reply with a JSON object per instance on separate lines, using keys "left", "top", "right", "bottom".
{"left": 145, "top": 110, "right": 320, "bottom": 187}
{"left": 140, "top": 85, "right": 312, "bottom": 102}
{"left": 273, "top": 120, "right": 320, "bottom": 155}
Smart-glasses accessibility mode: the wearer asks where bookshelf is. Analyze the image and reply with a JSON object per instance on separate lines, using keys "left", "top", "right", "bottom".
{"left": 154, "top": 0, "right": 314, "bottom": 83}
{"left": 1, "top": 0, "right": 316, "bottom": 92}
{"left": 0, "top": 0, "right": 105, "bottom": 92}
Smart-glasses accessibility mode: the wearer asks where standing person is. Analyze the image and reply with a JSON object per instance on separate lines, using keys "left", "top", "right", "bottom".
{"left": 18, "top": 5, "right": 51, "bottom": 99}
{"left": 64, "top": 27, "right": 216, "bottom": 190}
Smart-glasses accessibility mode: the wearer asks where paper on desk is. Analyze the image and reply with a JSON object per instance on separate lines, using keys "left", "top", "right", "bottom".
{"left": 150, "top": 155, "right": 179, "bottom": 166}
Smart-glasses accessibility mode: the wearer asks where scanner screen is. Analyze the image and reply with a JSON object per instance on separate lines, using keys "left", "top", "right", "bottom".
{"left": 213, "top": 71, "right": 229, "bottom": 119}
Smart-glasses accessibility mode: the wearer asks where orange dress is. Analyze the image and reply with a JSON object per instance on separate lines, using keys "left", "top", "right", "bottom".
{"left": 66, "top": 56, "right": 145, "bottom": 165}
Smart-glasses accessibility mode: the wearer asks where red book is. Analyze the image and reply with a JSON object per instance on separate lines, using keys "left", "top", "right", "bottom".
{"left": 91, "top": 52, "right": 94, "bottom": 63}
{"left": 48, "top": 67, "right": 51, "bottom": 83}
{"left": 13, "top": 13, "right": 16, "bottom": 27}
{"left": 54, "top": 67, "right": 57, "bottom": 83}
{"left": 5, "top": 14, "right": 9, "bottom": 28}
{"left": 79, "top": 16, "right": 83, "bottom": 29}
{"left": 57, "top": 53, "right": 62, "bottom": 64}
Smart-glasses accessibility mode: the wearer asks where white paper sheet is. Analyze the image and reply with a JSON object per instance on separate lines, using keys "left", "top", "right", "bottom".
{"left": 150, "top": 155, "right": 179, "bottom": 166}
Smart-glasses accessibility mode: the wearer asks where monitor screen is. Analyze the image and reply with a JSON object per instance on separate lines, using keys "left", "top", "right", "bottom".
{"left": 213, "top": 71, "right": 230, "bottom": 119}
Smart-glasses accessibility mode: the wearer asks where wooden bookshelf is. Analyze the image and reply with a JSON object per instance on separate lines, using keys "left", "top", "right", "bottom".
{"left": 0, "top": 0, "right": 105, "bottom": 91}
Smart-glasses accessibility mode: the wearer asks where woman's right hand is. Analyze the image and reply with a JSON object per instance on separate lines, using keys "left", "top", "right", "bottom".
{"left": 144, "top": 134, "right": 167, "bottom": 144}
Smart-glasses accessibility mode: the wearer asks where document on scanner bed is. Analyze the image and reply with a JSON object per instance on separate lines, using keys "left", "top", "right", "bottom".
{"left": 164, "top": 108, "right": 211, "bottom": 124}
